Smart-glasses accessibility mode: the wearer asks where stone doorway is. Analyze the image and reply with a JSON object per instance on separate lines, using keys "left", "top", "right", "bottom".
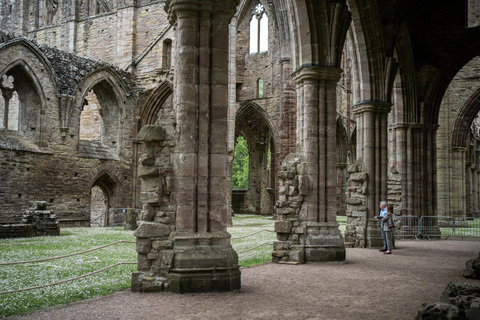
{"left": 233, "top": 103, "right": 277, "bottom": 216}
{"left": 89, "top": 185, "right": 108, "bottom": 227}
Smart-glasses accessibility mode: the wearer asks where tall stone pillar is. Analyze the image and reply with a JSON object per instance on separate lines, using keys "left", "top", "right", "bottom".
{"left": 351, "top": 102, "right": 391, "bottom": 247}
{"left": 451, "top": 147, "right": 466, "bottom": 217}
{"left": 466, "top": 161, "right": 473, "bottom": 217}
{"left": 132, "top": 0, "right": 240, "bottom": 293}
{"left": 394, "top": 124, "right": 410, "bottom": 215}
{"left": 337, "top": 163, "right": 347, "bottom": 216}
{"left": 273, "top": 67, "right": 345, "bottom": 263}
{"left": 472, "top": 165, "right": 478, "bottom": 217}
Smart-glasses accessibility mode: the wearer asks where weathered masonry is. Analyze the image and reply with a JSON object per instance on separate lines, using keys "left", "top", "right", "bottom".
{"left": 1, "top": 0, "right": 480, "bottom": 293}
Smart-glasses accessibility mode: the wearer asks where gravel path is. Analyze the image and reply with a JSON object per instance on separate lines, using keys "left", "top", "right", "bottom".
{"left": 7, "top": 240, "right": 480, "bottom": 320}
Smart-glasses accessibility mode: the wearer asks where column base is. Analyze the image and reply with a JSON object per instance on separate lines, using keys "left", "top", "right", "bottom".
{"left": 366, "top": 219, "right": 384, "bottom": 248}
{"left": 273, "top": 222, "right": 345, "bottom": 264}
{"left": 131, "top": 231, "right": 241, "bottom": 294}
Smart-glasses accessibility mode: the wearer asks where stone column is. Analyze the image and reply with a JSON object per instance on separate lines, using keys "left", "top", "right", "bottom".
{"left": 132, "top": 0, "right": 240, "bottom": 293}
{"left": 336, "top": 163, "right": 347, "bottom": 216}
{"left": 472, "top": 166, "right": 478, "bottom": 217}
{"left": 466, "top": 161, "right": 472, "bottom": 217}
{"left": 278, "top": 66, "right": 345, "bottom": 262}
{"left": 451, "top": 147, "right": 466, "bottom": 217}
{"left": 394, "top": 123, "right": 409, "bottom": 215}
{"left": 351, "top": 102, "right": 391, "bottom": 247}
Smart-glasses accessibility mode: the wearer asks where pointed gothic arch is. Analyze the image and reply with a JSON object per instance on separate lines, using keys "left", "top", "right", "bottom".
{"left": 452, "top": 87, "right": 480, "bottom": 149}
{"left": 138, "top": 81, "right": 174, "bottom": 129}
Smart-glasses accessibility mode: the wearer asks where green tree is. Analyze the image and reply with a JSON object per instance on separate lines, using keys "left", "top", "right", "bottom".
{"left": 232, "top": 136, "right": 249, "bottom": 189}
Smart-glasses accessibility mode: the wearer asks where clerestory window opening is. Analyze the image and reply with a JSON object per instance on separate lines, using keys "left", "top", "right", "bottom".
{"left": 249, "top": 3, "right": 269, "bottom": 54}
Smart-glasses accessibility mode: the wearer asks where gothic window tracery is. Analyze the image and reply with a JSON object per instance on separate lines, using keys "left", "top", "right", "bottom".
{"left": 249, "top": 3, "right": 268, "bottom": 54}
{"left": 0, "top": 75, "right": 19, "bottom": 131}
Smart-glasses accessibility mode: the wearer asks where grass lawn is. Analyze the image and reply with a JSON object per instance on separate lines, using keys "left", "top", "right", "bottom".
{"left": 0, "top": 215, "right": 346, "bottom": 317}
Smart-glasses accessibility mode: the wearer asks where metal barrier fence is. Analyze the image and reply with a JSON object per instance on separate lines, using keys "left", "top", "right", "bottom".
{"left": 90, "top": 208, "right": 141, "bottom": 227}
{"left": 392, "top": 215, "right": 420, "bottom": 240}
{"left": 419, "top": 216, "right": 480, "bottom": 240}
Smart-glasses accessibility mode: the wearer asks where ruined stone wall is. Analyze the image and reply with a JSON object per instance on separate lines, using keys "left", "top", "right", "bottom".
{"left": 437, "top": 56, "right": 480, "bottom": 217}
{"left": 0, "top": 35, "right": 136, "bottom": 225}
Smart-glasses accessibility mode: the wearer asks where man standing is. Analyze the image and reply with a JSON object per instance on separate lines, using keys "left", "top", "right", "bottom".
{"left": 377, "top": 201, "right": 388, "bottom": 252}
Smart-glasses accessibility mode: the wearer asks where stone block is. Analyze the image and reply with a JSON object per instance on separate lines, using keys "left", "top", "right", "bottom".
{"left": 275, "top": 221, "right": 292, "bottom": 233}
{"left": 288, "top": 186, "right": 298, "bottom": 196}
{"left": 138, "top": 165, "right": 158, "bottom": 178}
{"left": 278, "top": 171, "right": 294, "bottom": 179}
{"left": 350, "top": 172, "right": 367, "bottom": 181}
{"left": 139, "top": 154, "right": 155, "bottom": 166}
{"left": 134, "top": 222, "right": 171, "bottom": 238}
{"left": 441, "top": 281, "right": 480, "bottom": 302}
{"left": 140, "top": 204, "right": 155, "bottom": 221}
{"left": 131, "top": 272, "right": 144, "bottom": 292}
{"left": 136, "top": 125, "right": 166, "bottom": 142}
{"left": 136, "top": 239, "right": 152, "bottom": 253}
{"left": 137, "top": 253, "right": 152, "bottom": 271}
{"left": 140, "top": 192, "right": 161, "bottom": 204}
{"left": 152, "top": 240, "right": 173, "bottom": 250}
{"left": 276, "top": 201, "right": 289, "bottom": 208}
{"left": 346, "top": 198, "right": 362, "bottom": 205}
{"left": 290, "top": 201, "right": 301, "bottom": 208}
{"left": 447, "top": 295, "right": 480, "bottom": 319}
{"left": 463, "top": 252, "right": 480, "bottom": 279}
{"left": 415, "top": 302, "right": 462, "bottom": 320}
{"left": 277, "top": 207, "right": 296, "bottom": 215}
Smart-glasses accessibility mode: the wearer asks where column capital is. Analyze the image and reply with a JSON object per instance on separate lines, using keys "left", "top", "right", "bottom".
{"left": 351, "top": 100, "right": 392, "bottom": 116}
{"left": 291, "top": 65, "right": 343, "bottom": 85}
{"left": 166, "top": 0, "right": 239, "bottom": 24}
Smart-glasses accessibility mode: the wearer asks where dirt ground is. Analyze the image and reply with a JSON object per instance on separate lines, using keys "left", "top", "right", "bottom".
{"left": 7, "top": 240, "right": 480, "bottom": 320}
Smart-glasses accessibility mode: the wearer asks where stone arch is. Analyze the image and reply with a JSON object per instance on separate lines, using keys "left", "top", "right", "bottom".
{"left": 288, "top": 0, "right": 351, "bottom": 68}
{"left": 346, "top": 0, "right": 393, "bottom": 102}
{"left": 425, "top": 41, "right": 480, "bottom": 126}
{"left": 452, "top": 87, "right": 480, "bottom": 149}
{"left": 90, "top": 168, "right": 122, "bottom": 211}
{"left": 233, "top": 102, "right": 280, "bottom": 215}
{"left": 235, "top": 101, "right": 281, "bottom": 152}
{"left": 0, "top": 46, "right": 56, "bottom": 148}
{"left": 75, "top": 68, "right": 129, "bottom": 154}
{"left": 138, "top": 80, "right": 173, "bottom": 129}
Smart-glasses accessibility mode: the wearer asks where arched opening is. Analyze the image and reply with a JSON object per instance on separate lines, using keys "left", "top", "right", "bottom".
{"left": 79, "top": 90, "right": 103, "bottom": 141}
{"left": 438, "top": 56, "right": 480, "bottom": 218}
{"left": 249, "top": 3, "right": 268, "bottom": 54}
{"left": 233, "top": 103, "right": 278, "bottom": 215}
{"left": 232, "top": 135, "right": 249, "bottom": 189}
{"left": 89, "top": 185, "right": 108, "bottom": 227}
{"left": 257, "top": 78, "right": 264, "bottom": 98}
{"left": 78, "top": 79, "right": 123, "bottom": 157}
{"left": 0, "top": 64, "right": 44, "bottom": 146}
{"left": 90, "top": 171, "right": 120, "bottom": 226}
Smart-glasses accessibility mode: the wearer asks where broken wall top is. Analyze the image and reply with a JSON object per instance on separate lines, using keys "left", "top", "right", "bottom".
{"left": 0, "top": 30, "right": 133, "bottom": 95}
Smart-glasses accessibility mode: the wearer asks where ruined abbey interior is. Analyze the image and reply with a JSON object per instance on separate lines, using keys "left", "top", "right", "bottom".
{"left": 1, "top": 0, "right": 480, "bottom": 293}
